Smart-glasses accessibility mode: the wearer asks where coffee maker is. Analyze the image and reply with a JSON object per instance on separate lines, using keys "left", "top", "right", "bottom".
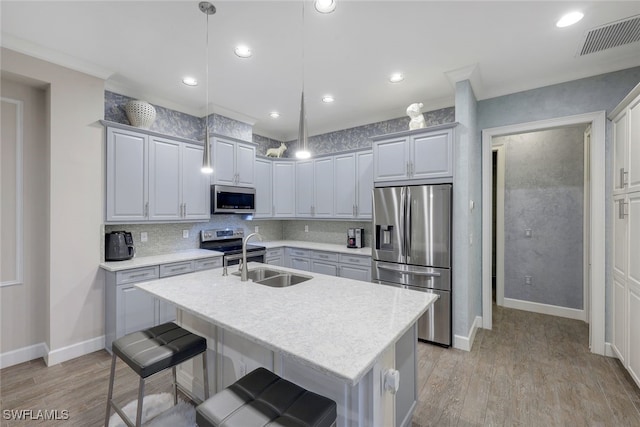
{"left": 347, "top": 228, "right": 364, "bottom": 248}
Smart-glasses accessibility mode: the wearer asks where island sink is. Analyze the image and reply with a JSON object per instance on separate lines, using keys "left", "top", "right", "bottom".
{"left": 232, "top": 267, "right": 312, "bottom": 287}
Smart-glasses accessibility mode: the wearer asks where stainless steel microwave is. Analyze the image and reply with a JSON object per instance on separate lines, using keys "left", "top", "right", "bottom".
{"left": 211, "top": 185, "right": 256, "bottom": 214}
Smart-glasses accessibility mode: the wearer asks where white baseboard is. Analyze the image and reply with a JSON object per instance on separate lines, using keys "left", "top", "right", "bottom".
{"left": 454, "top": 316, "right": 482, "bottom": 352}
{"left": 0, "top": 342, "right": 48, "bottom": 369}
{"left": 604, "top": 342, "right": 617, "bottom": 359}
{"left": 45, "top": 335, "right": 105, "bottom": 366}
{"left": 503, "top": 298, "right": 586, "bottom": 321}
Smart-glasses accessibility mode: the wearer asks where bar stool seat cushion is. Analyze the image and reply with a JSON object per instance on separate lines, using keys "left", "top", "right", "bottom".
{"left": 112, "top": 322, "right": 207, "bottom": 379}
{"left": 196, "top": 367, "right": 336, "bottom": 427}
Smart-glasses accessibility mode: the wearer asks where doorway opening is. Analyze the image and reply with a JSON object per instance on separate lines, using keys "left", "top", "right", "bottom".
{"left": 482, "top": 112, "right": 606, "bottom": 356}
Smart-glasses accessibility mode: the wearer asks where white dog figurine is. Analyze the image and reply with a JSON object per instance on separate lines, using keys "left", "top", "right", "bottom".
{"left": 266, "top": 142, "right": 287, "bottom": 158}
{"left": 406, "top": 102, "right": 427, "bottom": 130}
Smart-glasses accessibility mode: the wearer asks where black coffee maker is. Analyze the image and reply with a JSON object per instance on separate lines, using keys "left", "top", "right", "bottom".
{"left": 105, "top": 231, "right": 135, "bottom": 261}
{"left": 347, "top": 228, "right": 364, "bottom": 248}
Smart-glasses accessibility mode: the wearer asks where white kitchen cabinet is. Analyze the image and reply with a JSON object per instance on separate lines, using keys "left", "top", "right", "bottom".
{"left": 610, "top": 84, "right": 640, "bottom": 388}
{"left": 333, "top": 151, "right": 373, "bottom": 219}
{"left": 296, "top": 157, "right": 334, "bottom": 217}
{"left": 295, "top": 160, "right": 314, "bottom": 217}
{"left": 284, "top": 247, "right": 371, "bottom": 282}
{"left": 311, "top": 251, "right": 339, "bottom": 276}
{"left": 265, "top": 248, "right": 284, "bottom": 266}
{"left": 273, "top": 161, "right": 296, "bottom": 217}
{"left": 106, "top": 127, "right": 148, "bottom": 222}
{"left": 290, "top": 257, "right": 311, "bottom": 271}
{"left": 372, "top": 125, "right": 454, "bottom": 183}
{"left": 254, "top": 158, "right": 273, "bottom": 218}
{"left": 338, "top": 253, "right": 372, "bottom": 282}
{"left": 612, "top": 84, "right": 640, "bottom": 194}
{"left": 212, "top": 136, "right": 256, "bottom": 187}
{"left": 105, "top": 124, "right": 209, "bottom": 223}
{"left": 104, "top": 255, "right": 222, "bottom": 351}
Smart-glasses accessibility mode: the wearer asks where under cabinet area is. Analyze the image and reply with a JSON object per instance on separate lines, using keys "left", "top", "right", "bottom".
{"left": 282, "top": 247, "right": 371, "bottom": 281}
{"left": 103, "top": 255, "right": 222, "bottom": 351}
{"left": 372, "top": 125, "right": 454, "bottom": 183}
{"left": 104, "top": 123, "right": 210, "bottom": 223}
{"left": 265, "top": 248, "right": 284, "bottom": 266}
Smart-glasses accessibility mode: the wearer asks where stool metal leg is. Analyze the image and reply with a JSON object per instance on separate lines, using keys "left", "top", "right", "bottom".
{"left": 104, "top": 352, "right": 117, "bottom": 427}
{"left": 135, "top": 377, "right": 145, "bottom": 427}
{"left": 172, "top": 366, "right": 178, "bottom": 405}
{"left": 202, "top": 351, "right": 210, "bottom": 400}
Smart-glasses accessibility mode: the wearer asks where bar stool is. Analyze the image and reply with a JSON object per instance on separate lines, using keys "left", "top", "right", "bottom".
{"left": 104, "top": 322, "right": 209, "bottom": 427}
{"left": 196, "top": 367, "right": 336, "bottom": 427}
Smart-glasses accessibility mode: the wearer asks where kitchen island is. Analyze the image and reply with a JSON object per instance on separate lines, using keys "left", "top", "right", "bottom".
{"left": 136, "top": 262, "right": 437, "bottom": 427}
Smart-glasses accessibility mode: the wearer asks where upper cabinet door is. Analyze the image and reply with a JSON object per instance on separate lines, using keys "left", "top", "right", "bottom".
{"left": 373, "top": 136, "right": 408, "bottom": 181}
{"left": 273, "top": 161, "right": 295, "bottom": 217}
{"left": 235, "top": 142, "right": 256, "bottom": 187}
{"left": 334, "top": 153, "right": 357, "bottom": 218}
{"left": 356, "top": 151, "right": 373, "bottom": 218}
{"left": 410, "top": 129, "right": 453, "bottom": 180}
{"left": 296, "top": 160, "right": 314, "bottom": 217}
{"left": 254, "top": 158, "right": 273, "bottom": 218}
{"left": 106, "top": 128, "right": 148, "bottom": 222}
{"left": 628, "top": 97, "right": 640, "bottom": 193}
{"left": 148, "top": 137, "right": 182, "bottom": 221}
{"left": 314, "top": 157, "right": 334, "bottom": 217}
{"left": 213, "top": 138, "right": 236, "bottom": 186}
{"left": 182, "top": 143, "right": 210, "bottom": 220}
{"left": 613, "top": 112, "right": 628, "bottom": 193}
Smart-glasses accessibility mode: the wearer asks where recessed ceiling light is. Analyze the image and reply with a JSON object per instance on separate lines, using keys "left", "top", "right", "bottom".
{"left": 234, "top": 45, "right": 252, "bottom": 58}
{"left": 314, "top": 0, "right": 336, "bottom": 14}
{"left": 269, "top": 111, "right": 280, "bottom": 119}
{"left": 556, "top": 11, "right": 584, "bottom": 28}
{"left": 389, "top": 73, "right": 404, "bottom": 83}
{"left": 322, "top": 95, "right": 335, "bottom": 103}
{"left": 182, "top": 77, "right": 198, "bottom": 86}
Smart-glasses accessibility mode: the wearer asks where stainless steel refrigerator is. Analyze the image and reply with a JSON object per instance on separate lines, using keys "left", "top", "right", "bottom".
{"left": 372, "top": 184, "right": 452, "bottom": 346}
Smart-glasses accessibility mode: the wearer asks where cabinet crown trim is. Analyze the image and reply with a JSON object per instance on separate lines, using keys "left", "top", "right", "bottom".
{"left": 370, "top": 122, "right": 458, "bottom": 141}
{"left": 101, "top": 120, "right": 204, "bottom": 146}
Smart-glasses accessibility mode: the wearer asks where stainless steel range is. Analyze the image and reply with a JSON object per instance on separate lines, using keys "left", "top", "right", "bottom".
{"left": 200, "top": 228, "right": 266, "bottom": 266}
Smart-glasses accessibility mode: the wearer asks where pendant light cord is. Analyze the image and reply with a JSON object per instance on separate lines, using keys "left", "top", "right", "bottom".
{"left": 205, "top": 9, "right": 210, "bottom": 139}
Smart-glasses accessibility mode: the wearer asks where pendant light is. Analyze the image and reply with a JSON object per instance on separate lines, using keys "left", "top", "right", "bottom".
{"left": 296, "top": 0, "right": 311, "bottom": 159}
{"left": 200, "top": 1, "right": 215, "bottom": 174}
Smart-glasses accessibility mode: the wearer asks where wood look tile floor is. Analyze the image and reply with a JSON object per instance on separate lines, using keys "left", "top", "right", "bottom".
{"left": 1, "top": 305, "right": 639, "bottom": 426}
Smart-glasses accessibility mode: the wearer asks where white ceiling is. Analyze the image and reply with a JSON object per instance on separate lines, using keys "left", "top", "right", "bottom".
{"left": 2, "top": 1, "right": 640, "bottom": 141}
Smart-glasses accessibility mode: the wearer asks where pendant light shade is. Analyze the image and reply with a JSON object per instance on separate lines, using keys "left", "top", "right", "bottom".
{"left": 200, "top": 1, "right": 215, "bottom": 174}
{"left": 296, "top": 92, "right": 311, "bottom": 159}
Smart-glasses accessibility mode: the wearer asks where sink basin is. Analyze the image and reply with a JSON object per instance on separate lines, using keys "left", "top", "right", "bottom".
{"left": 232, "top": 267, "right": 282, "bottom": 282}
{"left": 232, "top": 267, "right": 312, "bottom": 287}
{"left": 255, "top": 273, "right": 312, "bottom": 288}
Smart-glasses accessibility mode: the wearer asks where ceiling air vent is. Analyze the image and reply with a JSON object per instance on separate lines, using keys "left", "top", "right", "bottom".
{"left": 579, "top": 14, "right": 640, "bottom": 56}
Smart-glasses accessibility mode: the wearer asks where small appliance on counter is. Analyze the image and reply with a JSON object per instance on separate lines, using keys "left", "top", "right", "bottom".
{"left": 105, "top": 231, "right": 135, "bottom": 261}
{"left": 347, "top": 228, "right": 364, "bottom": 248}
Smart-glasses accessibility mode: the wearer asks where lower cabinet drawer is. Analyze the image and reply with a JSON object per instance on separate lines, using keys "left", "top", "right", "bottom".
{"left": 339, "top": 254, "right": 371, "bottom": 266}
{"left": 160, "top": 261, "right": 194, "bottom": 277}
{"left": 312, "top": 251, "right": 339, "bottom": 262}
{"left": 194, "top": 257, "right": 223, "bottom": 271}
{"left": 286, "top": 248, "right": 311, "bottom": 258}
{"left": 265, "top": 248, "right": 284, "bottom": 258}
{"left": 116, "top": 266, "right": 159, "bottom": 285}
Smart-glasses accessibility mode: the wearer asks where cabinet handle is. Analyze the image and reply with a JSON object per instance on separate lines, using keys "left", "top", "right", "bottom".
{"left": 319, "top": 254, "right": 328, "bottom": 259}
{"left": 272, "top": 205, "right": 275, "bottom": 216}
{"left": 619, "top": 199, "right": 628, "bottom": 219}
{"left": 184, "top": 203, "right": 187, "bottom": 217}
{"left": 355, "top": 204, "right": 358, "bottom": 216}
{"left": 129, "top": 273, "right": 149, "bottom": 279}
{"left": 144, "top": 202, "right": 149, "bottom": 218}
{"left": 406, "top": 161, "right": 410, "bottom": 176}
{"left": 169, "top": 266, "right": 187, "bottom": 272}
{"left": 620, "top": 168, "right": 628, "bottom": 188}
{"left": 353, "top": 204, "right": 356, "bottom": 216}
{"left": 410, "top": 162, "right": 414, "bottom": 177}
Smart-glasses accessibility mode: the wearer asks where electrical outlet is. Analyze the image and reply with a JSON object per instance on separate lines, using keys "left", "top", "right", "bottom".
{"left": 525, "top": 229, "right": 532, "bottom": 238}
{"left": 525, "top": 276, "right": 532, "bottom": 285}
{"left": 304, "top": 225, "right": 309, "bottom": 233}
{"left": 182, "top": 229, "right": 189, "bottom": 239}
{"left": 140, "top": 232, "right": 148, "bottom": 242}
{"left": 254, "top": 226, "right": 259, "bottom": 233}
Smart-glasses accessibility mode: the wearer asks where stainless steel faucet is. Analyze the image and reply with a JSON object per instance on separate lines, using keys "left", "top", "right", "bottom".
{"left": 240, "top": 232, "right": 263, "bottom": 281}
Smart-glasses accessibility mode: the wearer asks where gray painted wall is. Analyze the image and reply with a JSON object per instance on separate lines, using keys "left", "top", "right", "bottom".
{"left": 496, "top": 125, "right": 586, "bottom": 309}
{"left": 477, "top": 66, "right": 640, "bottom": 341}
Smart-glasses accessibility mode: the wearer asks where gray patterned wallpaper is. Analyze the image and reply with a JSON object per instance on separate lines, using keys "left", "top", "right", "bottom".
{"left": 495, "top": 125, "right": 586, "bottom": 310}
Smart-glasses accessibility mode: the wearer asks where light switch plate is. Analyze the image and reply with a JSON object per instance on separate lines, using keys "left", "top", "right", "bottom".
{"left": 141, "top": 232, "right": 148, "bottom": 242}
{"left": 182, "top": 230, "right": 189, "bottom": 239}
{"left": 254, "top": 226, "right": 259, "bottom": 233}
{"left": 304, "top": 225, "right": 309, "bottom": 233}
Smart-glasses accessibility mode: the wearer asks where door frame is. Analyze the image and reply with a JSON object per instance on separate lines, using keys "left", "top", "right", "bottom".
{"left": 481, "top": 111, "right": 606, "bottom": 355}
{"left": 492, "top": 144, "right": 505, "bottom": 306}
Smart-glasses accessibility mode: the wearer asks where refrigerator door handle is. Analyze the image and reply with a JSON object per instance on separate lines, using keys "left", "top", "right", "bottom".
{"left": 377, "top": 264, "right": 441, "bottom": 277}
{"left": 405, "top": 186, "right": 412, "bottom": 264}
{"left": 400, "top": 186, "right": 406, "bottom": 259}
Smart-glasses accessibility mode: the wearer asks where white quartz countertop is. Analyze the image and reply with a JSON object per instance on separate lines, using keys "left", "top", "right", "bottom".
{"left": 261, "top": 241, "right": 372, "bottom": 257}
{"left": 136, "top": 262, "right": 436, "bottom": 385}
{"left": 100, "top": 249, "right": 223, "bottom": 272}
